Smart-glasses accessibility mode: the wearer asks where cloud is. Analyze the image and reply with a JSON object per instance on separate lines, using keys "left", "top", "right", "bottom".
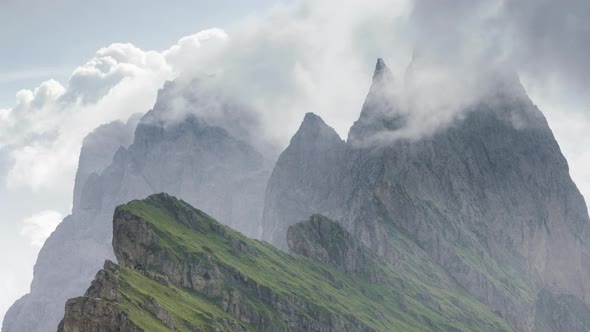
{"left": 159, "top": 0, "right": 413, "bottom": 144}
{"left": 20, "top": 210, "right": 63, "bottom": 247}
{"left": 2, "top": 0, "right": 590, "bottom": 207}
{"left": 0, "top": 27, "right": 239, "bottom": 193}
{"left": 163, "top": 28, "right": 229, "bottom": 75}
{"left": 63, "top": 43, "right": 170, "bottom": 103}
{"left": 0, "top": 44, "right": 174, "bottom": 192}
{"left": 1, "top": 2, "right": 590, "bottom": 326}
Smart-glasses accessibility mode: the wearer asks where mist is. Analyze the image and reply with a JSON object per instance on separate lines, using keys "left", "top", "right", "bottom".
{"left": 2, "top": 0, "right": 590, "bottom": 326}
{"left": 151, "top": 0, "right": 590, "bottom": 201}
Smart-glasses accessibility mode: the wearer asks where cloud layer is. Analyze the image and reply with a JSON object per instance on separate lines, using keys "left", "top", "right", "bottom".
{"left": 0, "top": 30, "right": 233, "bottom": 193}
{"left": 2, "top": 0, "right": 590, "bottom": 236}
{"left": 1, "top": 1, "right": 590, "bottom": 324}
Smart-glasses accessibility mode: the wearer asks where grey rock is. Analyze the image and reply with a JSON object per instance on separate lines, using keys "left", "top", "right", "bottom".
{"left": 287, "top": 214, "right": 387, "bottom": 282}
{"left": 3, "top": 80, "right": 273, "bottom": 332}
{"left": 261, "top": 113, "right": 346, "bottom": 248}
{"left": 58, "top": 297, "right": 142, "bottom": 332}
{"left": 63, "top": 194, "right": 378, "bottom": 331}
{"left": 262, "top": 59, "right": 590, "bottom": 331}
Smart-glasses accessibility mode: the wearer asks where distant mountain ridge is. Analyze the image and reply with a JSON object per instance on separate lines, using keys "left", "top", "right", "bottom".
{"left": 5, "top": 58, "right": 590, "bottom": 332}
{"left": 262, "top": 59, "right": 590, "bottom": 331}
{"left": 2, "top": 80, "right": 273, "bottom": 332}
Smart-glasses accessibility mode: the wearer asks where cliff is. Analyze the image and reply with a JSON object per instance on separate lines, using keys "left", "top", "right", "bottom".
{"left": 261, "top": 59, "right": 590, "bottom": 331}
{"left": 59, "top": 193, "right": 513, "bottom": 331}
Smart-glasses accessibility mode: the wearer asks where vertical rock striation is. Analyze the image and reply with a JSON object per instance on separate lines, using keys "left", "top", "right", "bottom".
{"left": 3, "top": 80, "right": 273, "bottom": 332}
{"left": 262, "top": 59, "right": 590, "bottom": 331}
{"left": 59, "top": 194, "right": 514, "bottom": 331}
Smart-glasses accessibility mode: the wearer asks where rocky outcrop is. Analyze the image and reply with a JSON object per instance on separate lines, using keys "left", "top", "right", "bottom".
{"left": 287, "top": 214, "right": 387, "bottom": 282}
{"left": 109, "top": 196, "right": 372, "bottom": 331}
{"left": 58, "top": 297, "right": 141, "bottom": 332}
{"left": 60, "top": 194, "right": 514, "bottom": 331}
{"left": 262, "top": 59, "right": 590, "bottom": 331}
{"left": 347, "top": 58, "right": 402, "bottom": 144}
{"left": 58, "top": 262, "right": 142, "bottom": 332}
{"left": 3, "top": 80, "right": 273, "bottom": 332}
{"left": 261, "top": 113, "right": 346, "bottom": 248}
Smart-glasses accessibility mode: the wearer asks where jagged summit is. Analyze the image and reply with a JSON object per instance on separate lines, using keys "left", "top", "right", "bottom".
{"left": 348, "top": 58, "right": 402, "bottom": 144}
{"left": 302, "top": 111, "right": 323, "bottom": 124}
{"left": 373, "top": 58, "right": 394, "bottom": 84}
{"left": 261, "top": 112, "right": 345, "bottom": 248}
{"left": 299, "top": 112, "right": 329, "bottom": 132}
{"left": 290, "top": 112, "right": 343, "bottom": 147}
{"left": 263, "top": 56, "right": 590, "bottom": 331}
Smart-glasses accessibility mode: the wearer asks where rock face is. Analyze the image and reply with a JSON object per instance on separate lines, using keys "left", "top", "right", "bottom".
{"left": 287, "top": 214, "right": 385, "bottom": 281}
{"left": 59, "top": 194, "right": 514, "bottom": 331}
{"left": 262, "top": 59, "right": 590, "bottom": 331}
{"left": 3, "top": 80, "right": 272, "bottom": 332}
{"left": 261, "top": 113, "right": 346, "bottom": 247}
{"left": 73, "top": 114, "right": 141, "bottom": 212}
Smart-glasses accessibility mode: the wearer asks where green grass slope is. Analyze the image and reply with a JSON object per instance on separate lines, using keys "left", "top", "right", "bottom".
{"left": 63, "top": 193, "right": 515, "bottom": 331}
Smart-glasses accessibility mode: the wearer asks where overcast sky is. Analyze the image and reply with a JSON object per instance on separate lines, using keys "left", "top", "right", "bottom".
{"left": 1, "top": 0, "right": 590, "bottom": 325}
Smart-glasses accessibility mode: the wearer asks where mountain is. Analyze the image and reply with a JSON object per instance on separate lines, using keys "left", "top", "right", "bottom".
{"left": 3, "top": 80, "right": 273, "bottom": 332}
{"left": 261, "top": 112, "right": 346, "bottom": 248}
{"left": 59, "top": 193, "right": 514, "bottom": 331}
{"left": 262, "top": 59, "right": 590, "bottom": 331}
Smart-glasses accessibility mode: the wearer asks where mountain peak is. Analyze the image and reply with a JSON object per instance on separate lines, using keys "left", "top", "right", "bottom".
{"left": 347, "top": 58, "right": 400, "bottom": 144}
{"left": 373, "top": 58, "right": 393, "bottom": 84}
{"left": 291, "top": 112, "right": 343, "bottom": 145}
{"left": 302, "top": 112, "right": 324, "bottom": 125}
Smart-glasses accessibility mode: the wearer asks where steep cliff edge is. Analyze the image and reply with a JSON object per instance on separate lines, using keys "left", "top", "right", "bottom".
{"left": 3, "top": 80, "right": 272, "bottom": 332}
{"left": 59, "top": 194, "right": 514, "bottom": 331}
{"left": 262, "top": 59, "right": 590, "bottom": 331}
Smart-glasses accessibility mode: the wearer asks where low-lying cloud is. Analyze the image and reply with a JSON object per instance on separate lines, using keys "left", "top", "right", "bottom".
{"left": 1, "top": 0, "right": 590, "bottom": 279}
{"left": 1, "top": 0, "right": 589, "bottom": 213}
{"left": 1, "top": 0, "right": 590, "bottom": 325}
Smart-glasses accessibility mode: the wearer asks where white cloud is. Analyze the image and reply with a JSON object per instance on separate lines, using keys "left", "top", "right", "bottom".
{"left": 157, "top": 0, "right": 413, "bottom": 145}
{"left": 2, "top": 0, "right": 590, "bottom": 233}
{"left": 1, "top": 0, "right": 590, "bottom": 326}
{"left": 164, "top": 28, "right": 229, "bottom": 75}
{"left": 20, "top": 210, "right": 63, "bottom": 247}
{"left": 0, "top": 28, "right": 235, "bottom": 193}
{"left": 64, "top": 43, "right": 170, "bottom": 103}
{"left": 1, "top": 44, "right": 173, "bottom": 192}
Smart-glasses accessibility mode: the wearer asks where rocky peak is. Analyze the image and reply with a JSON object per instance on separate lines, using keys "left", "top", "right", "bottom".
{"left": 373, "top": 58, "right": 393, "bottom": 85}
{"left": 287, "top": 214, "right": 356, "bottom": 266}
{"left": 262, "top": 56, "right": 590, "bottom": 331}
{"left": 289, "top": 112, "right": 344, "bottom": 149}
{"left": 261, "top": 113, "right": 346, "bottom": 248}
{"left": 287, "top": 214, "right": 387, "bottom": 282}
{"left": 348, "top": 58, "right": 402, "bottom": 144}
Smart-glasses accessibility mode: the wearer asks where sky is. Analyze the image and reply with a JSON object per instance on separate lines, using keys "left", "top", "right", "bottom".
{"left": 1, "top": 0, "right": 590, "bottom": 325}
{"left": 0, "top": 0, "right": 289, "bottom": 107}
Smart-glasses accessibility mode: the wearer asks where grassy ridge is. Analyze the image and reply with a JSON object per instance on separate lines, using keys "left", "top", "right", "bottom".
{"left": 104, "top": 194, "right": 514, "bottom": 331}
